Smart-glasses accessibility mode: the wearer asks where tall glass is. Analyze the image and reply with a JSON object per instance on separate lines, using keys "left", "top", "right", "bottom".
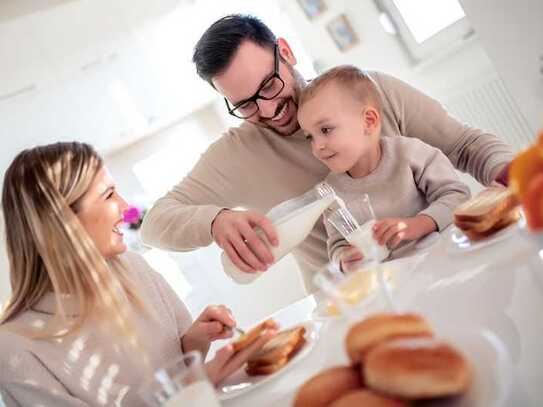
{"left": 140, "top": 351, "right": 221, "bottom": 407}
{"left": 325, "top": 194, "right": 395, "bottom": 311}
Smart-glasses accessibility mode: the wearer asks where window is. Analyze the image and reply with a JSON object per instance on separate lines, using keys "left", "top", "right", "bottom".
{"left": 376, "top": 0, "right": 474, "bottom": 63}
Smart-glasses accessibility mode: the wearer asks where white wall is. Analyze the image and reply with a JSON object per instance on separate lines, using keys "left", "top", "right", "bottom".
{"left": 0, "top": 211, "right": 10, "bottom": 305}
{"left": 278, "top": 0, "right": 497, "bottom": 100}
{"left": 460, "top": 0, "right": 543, "bottom": 134}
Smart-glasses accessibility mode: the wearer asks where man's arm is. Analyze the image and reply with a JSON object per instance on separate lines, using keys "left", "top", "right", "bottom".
{"left": 373, "top": 71, "right": 514, "bottom": 186}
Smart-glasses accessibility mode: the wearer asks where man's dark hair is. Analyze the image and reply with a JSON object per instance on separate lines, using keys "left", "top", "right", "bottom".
{"left": 192, "top": 14, "right": 276, "bottom": 87}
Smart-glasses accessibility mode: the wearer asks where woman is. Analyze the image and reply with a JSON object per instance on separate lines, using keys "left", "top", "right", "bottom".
{"left": 0, "top": 142, "right": 276, "bottom": 406}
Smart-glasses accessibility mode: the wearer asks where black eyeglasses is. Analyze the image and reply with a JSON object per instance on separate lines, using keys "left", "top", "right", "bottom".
{"left": 224, "top": 44, "right": 285, "bottom": 119}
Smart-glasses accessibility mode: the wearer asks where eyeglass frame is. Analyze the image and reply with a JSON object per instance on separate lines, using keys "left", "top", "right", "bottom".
{"left": 223, "top": 43, "right": 285, "bottom": 119}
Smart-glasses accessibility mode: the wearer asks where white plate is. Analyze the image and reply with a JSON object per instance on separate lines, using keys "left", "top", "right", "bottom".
{"left": 423, "top": 327, "right": 513, "bottom": 407}
{"left": 445, "top": 222, "right": 518, "bottom": 255}
{"left": 216, "top": 321, "right": 320, "bottom": 401}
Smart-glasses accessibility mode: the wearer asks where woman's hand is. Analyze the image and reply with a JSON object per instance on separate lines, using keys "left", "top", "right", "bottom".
{"left": 182, "top": 305, "right": 236, "bottom": 359}
{"left": 205, "top": 328, "right": 278, "bottom": 385}
{"left": 373, "top": 215, "right": 437, "bottom": 249}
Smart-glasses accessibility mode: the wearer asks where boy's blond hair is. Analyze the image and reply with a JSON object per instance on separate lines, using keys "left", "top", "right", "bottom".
{"left": 300, "top": 65, "right": 383, "bottom": 115}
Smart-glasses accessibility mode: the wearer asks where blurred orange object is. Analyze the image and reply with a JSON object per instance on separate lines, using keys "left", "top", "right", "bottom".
{"left": 509, "top": 131, "right": 543, "bottom": 231}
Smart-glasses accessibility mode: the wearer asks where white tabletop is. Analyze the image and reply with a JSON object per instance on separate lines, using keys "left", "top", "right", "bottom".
{"left": 220, "top": 224, "right": 543, "bottom": 407}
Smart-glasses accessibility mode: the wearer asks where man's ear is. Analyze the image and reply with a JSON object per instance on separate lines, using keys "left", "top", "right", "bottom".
{"left": 362, "top": 106, "right": 380, "bottom": 135}
{"left": 277, "top": 37, "right": 297, "bottom": 65}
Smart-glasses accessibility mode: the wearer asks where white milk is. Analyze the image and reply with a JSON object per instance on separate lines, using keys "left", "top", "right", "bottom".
{"left": 222, "top": 194, "right": 336, "bottom": 283}
{"left": 163, "top": 380, "right": 221, "bottom": 407}
{"left": 346, "top": 219, "right": 390, "bottom": 262}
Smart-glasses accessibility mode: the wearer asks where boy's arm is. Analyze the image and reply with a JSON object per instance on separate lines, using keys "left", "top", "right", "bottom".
{"left": 324, "top": 211, "right": 351, "bottom": 265}
{"left": 410, "top": 139, "right": 472, "bottom": 231}
{"left": 372, "top": 71, "right": 514, "bottom": 186}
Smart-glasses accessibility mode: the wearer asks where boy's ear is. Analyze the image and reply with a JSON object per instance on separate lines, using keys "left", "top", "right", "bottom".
{"left": 362, "top": 106, "right": 380, "bottom": 135}
{"left": 277, "top": 37, "right": 297, "bottom": 65}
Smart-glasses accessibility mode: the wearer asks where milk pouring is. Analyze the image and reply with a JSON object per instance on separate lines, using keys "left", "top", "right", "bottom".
{"left": 221, "top": 185, "right": 336, "bottom": 283}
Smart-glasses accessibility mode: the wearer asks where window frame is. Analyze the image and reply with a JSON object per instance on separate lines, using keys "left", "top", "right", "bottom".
{"left": 375, "top": 0, "right": 474, "bottom": 63}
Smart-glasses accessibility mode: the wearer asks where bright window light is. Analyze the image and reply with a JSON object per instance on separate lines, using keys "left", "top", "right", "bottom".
{"left": 392, "top": 0, "right": 465, "bottom": 43}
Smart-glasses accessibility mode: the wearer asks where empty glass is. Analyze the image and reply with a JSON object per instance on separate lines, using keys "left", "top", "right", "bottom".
{"left": 140, "top": 351, "right": 221, "bottom": 407}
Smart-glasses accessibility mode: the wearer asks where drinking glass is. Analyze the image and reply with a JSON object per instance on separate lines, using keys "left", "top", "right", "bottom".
{"left": 140, "top": 351, "right": 221, "bottom": 407}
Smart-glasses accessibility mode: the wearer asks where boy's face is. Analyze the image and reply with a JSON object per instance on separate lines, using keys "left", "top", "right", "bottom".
{"left": 298, "top": 83, "right": 379, "bottom": 174}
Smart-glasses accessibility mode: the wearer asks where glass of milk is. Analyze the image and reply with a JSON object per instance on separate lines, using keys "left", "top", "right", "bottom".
{"left": 140, "top": 351, "right": 221, "bottom": 407}
{"left": 326, "top": 194, "right": 390, "bottom": 263}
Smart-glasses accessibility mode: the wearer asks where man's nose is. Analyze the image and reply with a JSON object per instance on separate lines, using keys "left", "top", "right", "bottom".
{"left": 256, "top": 98, "right": 278, "bottom": 119}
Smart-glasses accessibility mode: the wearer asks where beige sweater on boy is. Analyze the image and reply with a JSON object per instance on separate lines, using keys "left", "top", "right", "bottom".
{"left": 0, "top": 252, "right": 192, "bottom": 407}
{"left": 324, "top": 136, "right": 470, "bottom": 263}
{"left": 140, "top": 71, "right": 513, "bottom": 292}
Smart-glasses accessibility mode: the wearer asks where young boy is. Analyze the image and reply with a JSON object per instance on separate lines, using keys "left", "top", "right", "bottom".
{"left": 298, "top": 65, "right": 470, "bottom": 270}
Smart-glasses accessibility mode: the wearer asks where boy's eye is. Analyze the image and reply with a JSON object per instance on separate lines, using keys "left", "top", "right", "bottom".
{"left": 321, "top": 127, "right": 332, "bottom": 135}
{"left": 106, "top": 191, "right": 114, "bottom": 199}
{"left": 305, "top": 133, "right": 313, "bottom": 141}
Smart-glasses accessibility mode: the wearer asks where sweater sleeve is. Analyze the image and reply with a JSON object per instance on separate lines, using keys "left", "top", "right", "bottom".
{"left": 408, "top": 139, "right": 471, "bottom": 231}
{"left": 372, "top": 71, "right": 514, "bottom": 185}
{"left": 324, "top": 210, "right": 351, "bottom": 266}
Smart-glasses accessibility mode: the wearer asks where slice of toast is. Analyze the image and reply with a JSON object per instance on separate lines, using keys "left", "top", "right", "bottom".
{"left": 246, "top": 326, "right": 307, "bottom": 376}
{"left": 463, "top": 209, "right": 519, "bottom": 241}
{"left": 232, "top": 319, "right": 277, "bottom": 353}
{"left": 246, "top": 357, "right": 289, "bottom": 375}
{"left": 247, "top": 326, "right": 306, "bottom": 366}
{"left": 454, "top": 206, "right": 520, "bottom": 233}
{"left": 454, "top": 187, "right": 519, "bottom": 224}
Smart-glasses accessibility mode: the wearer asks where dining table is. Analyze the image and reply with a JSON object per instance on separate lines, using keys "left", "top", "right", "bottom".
{"left": 219, "top": 222, "right": 543, "bottom": 407}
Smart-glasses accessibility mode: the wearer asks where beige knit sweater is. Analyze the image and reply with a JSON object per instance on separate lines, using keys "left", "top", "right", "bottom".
{"left": 324, "top": 136, "right": 471, "bottom": 263}
{"left": 0, "top": 252, "right": 192, "bottom": 407}
{"left": 140, "top": 71, "right": 513, "bottom": 291}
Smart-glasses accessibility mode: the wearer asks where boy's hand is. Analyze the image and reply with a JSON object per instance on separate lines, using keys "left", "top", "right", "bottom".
{"left": 373, "top": 215, "right": 437, "bottom": 249}
{"left": 338, "top": 245, "right": 365, "bottom": 273}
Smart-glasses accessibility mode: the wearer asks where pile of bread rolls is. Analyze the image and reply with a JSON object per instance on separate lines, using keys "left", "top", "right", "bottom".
{"left": 294, "top": 313, "right": 470, "bottom": 406}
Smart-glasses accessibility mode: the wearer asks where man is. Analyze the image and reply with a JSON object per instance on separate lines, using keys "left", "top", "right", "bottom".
{"left": 140, "top": 15, "right": 512, "bottom": 292}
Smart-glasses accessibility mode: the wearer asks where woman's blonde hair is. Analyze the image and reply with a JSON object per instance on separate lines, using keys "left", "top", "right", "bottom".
{"left": 1, "top": 142, "right": 145, "bottom": 346}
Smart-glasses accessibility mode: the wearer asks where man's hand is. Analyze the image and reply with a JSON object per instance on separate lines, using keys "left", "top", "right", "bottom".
{"left": 182, "top": 305, "right": 236, "bottom": 359}
{"left": 212, "top": 209, "right": 278, "bottom": 273}
{"left": 373, "top": 215, "right": 437, "bottom": 249}
{"left": 205, "top": 327, "right": 278, "bottom": 385}
{"left": 338, "top": 245, "right": 365, "bottom": 273}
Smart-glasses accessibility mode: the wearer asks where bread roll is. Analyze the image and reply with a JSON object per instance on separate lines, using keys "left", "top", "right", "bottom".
{"left": 364, "top": 337, "right": 470, "bottom": 399}
{"left": 294, "top": 366, "right": 362, "bottom": 407}
{"left": 345, "top": 313, "right": 433, "bottom": 364}
{"left": 329, "top": 390, "right": 408, "bottom": 407}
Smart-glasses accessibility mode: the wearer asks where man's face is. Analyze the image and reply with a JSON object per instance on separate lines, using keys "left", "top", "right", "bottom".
{"left": 212, "top": 40, "right": 302, "bottom": 137}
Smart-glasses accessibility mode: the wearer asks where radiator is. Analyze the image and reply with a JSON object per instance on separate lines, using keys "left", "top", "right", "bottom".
{"left": 442, "top": 74, "right": 533, "bottom": 150}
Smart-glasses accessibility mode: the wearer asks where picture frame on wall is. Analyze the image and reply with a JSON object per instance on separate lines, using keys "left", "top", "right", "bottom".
{"left": 326, "top": 14, "right": 359, "bottom": 52}
{"left": 296, "top": 0, "right": 327, "bottom": 20}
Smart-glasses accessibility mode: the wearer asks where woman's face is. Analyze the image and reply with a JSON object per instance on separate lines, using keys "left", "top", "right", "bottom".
{"left": 76, "top": 166, "right": 129, "bottom": 259}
